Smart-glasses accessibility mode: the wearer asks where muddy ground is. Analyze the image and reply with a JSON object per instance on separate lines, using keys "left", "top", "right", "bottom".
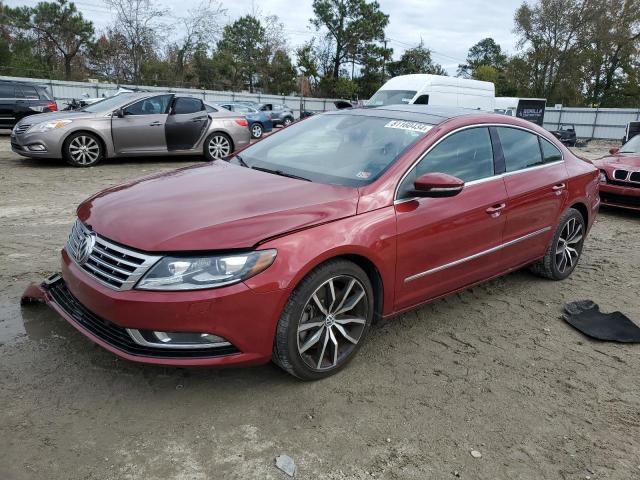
{"left": 0, "top": 134, "right": 639, "bottom": 480}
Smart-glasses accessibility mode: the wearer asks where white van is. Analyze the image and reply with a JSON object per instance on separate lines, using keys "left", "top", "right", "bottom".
{"left": 367, "top": 74, "right": 495, "bottom": 111}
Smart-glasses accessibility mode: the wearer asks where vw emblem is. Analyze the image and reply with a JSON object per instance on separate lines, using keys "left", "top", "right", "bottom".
{"left": 75, "top": 232, "right": 96, "bottom": 265}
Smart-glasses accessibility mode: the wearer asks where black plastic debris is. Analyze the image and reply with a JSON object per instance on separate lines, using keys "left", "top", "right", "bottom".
{"left": 563, "top": 301, "right": 640, "bottom": 343}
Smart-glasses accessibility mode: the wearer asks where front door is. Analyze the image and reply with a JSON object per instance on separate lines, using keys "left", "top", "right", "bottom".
{"left": 111, "top": 94, "right": 172, "bottom": 154}
{"left": 394, "top": 127, "right": 508, "bottom": 311}
{"left": 165, "top": 97, "right": 209, "bottom": 151}
{"left": 494, "top": 127, "right": 568, "bottom": 268}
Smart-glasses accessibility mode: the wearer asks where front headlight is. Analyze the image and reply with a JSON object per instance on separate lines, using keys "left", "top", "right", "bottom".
{"left": 136, "top": 249, "right": 277, "bottom": 291}
{"left": 599, "top": 170, "right": 607, "bottom": 183}
{"left": 27, "top": 119, "right": 72, "bottom": 133}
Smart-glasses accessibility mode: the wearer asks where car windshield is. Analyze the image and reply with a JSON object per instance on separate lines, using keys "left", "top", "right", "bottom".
{"left": 620, "top": 134, "right": 640, "bottom": 154}
{"left": 80, "top": 93, "right": 137, "bottom": 113}
{"left": 367, "top": 90, "right": 417, "bottom": 106}
{"left": 233, "top": 113, "right": 432, "bottom": 187}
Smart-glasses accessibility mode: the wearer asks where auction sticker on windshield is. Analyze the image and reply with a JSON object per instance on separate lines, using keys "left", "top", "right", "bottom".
{"left": 384, "top": 120, "right": 433, "bottom": 133}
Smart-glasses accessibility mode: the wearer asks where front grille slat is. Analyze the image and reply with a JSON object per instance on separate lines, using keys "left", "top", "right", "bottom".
{"left": 14, "top": 124, "right": 31, "bottom": 135}
{"left": 46, "top": 279, "right": 240, "bottom": 359}
{"left": 65, "top": 220, "right": 161, "bottom": 291}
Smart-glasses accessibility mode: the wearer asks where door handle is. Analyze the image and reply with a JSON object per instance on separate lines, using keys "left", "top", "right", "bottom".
{"left": 149, "top": 121, "right": 162, "bottom": 126}
{"left": 552, "top": 183, "right": 566, "bottom": 195}
{"left": 486, "top": 203, "right": 506, "bottom": 217}
{"left": 191, "top": 118, "right": 206, "bottom": 123}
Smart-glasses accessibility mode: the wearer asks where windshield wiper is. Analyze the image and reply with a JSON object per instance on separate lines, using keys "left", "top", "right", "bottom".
{"left": 251, "top": 166, "right": 312, "bottom": 182}
{"left": 233, "top": 154, "right": 250, "bottom": 168}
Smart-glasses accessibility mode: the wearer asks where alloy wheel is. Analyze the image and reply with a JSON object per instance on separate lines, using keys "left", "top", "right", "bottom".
{"left": 251, "top": 124, "right": 263, "bottom": 138}
{"left": 207, "top": 134, "right": 231, "bottom": 159}
{"left": 283, "top": 118, "right": 293, "bottom": 126}
{"left": 296, "top": 275, "right": 368, "bottom": 371}
{"left": 555, "top": 217, "right": 583, "bottom": 274}
{"left": 68, "top": 135, "right": 100, "bottom": 165}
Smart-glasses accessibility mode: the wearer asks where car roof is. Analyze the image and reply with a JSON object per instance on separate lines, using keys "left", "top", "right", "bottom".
{"left": 327, "top": 104, "right": 488, "bottom": 125}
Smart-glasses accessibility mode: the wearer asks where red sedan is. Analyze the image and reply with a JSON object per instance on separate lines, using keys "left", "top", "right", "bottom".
{"left": 593, "top": 135, "right": 640, "bottom": 211}
{"left": 25, "top": 106, "right": 600, "bottom": 380}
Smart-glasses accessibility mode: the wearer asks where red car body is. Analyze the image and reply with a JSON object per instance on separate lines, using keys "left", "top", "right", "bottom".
{"left": 593, "top": 150, "right": 640, "bottom": 211}
{"left": 27, "top": 108, "right": 600, "bottom": 369}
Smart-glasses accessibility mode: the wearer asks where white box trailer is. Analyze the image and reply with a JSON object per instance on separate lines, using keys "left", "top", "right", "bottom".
{"left": 367, "top": 74, "right": 495, "bottom": 111}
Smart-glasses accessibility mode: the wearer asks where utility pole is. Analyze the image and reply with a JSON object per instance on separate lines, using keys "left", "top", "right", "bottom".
{"left": 383, "top": 39, "right": 388, "bottom": 79}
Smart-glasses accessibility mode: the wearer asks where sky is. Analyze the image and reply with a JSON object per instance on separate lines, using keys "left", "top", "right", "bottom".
{"left": 5, "top": 0, "right": 524, "bottom": 74}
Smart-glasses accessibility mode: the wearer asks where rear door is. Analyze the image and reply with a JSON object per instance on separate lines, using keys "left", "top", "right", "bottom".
{"left": 111, "top": 94, "right": 172, "bottom": 154}
{"left": 496, "top": 127, "right": 568, "bottom": 268}
{"left": 165, "top": 97, "right": 209, "bottom": 150}
{"left": 394, "top": 127, "right": 508, "bottom": 310}
{"left": 0, "top": 83, "right": 17, "bottom": 128}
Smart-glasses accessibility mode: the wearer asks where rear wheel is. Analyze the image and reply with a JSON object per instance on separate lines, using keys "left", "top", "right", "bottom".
{"left": 63, "top": 132, "right": 103, "bottom": 167}
{"left": 283, "top": 117, "right": 293, "bottom": 127}
{"left": 273, "top": 260, "right": 374, "bottom": 380}
{"left": 530, "top": 208, "right": 585, "bottom": 280}
{"left": 250, "top": 123, "right": 263, "bottom": 139}
{"left": 204, "top": 132, "right": 232, "bottom": 161}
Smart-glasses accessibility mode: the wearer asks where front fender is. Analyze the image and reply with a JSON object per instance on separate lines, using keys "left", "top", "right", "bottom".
{"left": 244, "top": 206, "right": 397, "bottom": 317}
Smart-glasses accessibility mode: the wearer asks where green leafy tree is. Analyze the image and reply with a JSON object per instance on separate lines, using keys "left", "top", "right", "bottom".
{"left": 457, "top": 38, "right": 507, "bottom": 77}
{"left": 387, "top": 41, "right": 446, "bottom": 77}
{"left": 310, "top": 0, "right": 389, "bottom": 79}
{"left": 2, "top": 0, "right": 94, "bottom": 79}
{"left": 264, "top": 49, "right": 297, "bottom": 95}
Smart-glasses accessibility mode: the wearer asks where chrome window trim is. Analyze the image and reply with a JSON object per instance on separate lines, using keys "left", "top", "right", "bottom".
{"left": 126, "top": 329, "right": 232, "bottom": 350}
{"left": 404, "top": 226, "right": 552, "bottom": 283}
{"left": 394, "top": 123, "right": 565, "bottom": 202}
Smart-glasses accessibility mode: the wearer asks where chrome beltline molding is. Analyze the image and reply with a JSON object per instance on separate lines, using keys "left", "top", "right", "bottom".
{"left": 404, "top": 226, "right": 552, "bottom": 283}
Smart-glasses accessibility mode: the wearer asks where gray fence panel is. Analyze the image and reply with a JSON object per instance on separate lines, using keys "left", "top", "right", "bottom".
{"left": 543, "top": 107, "right": 640, "bottom": 140}
{"left": 0, "top": 75, "right": 342, "bottom": 118}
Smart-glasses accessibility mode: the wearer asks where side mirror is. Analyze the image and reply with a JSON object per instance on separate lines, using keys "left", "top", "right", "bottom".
{"left": 114, "top": 108, "right": 124, "bottom": 118}
{"left": 609, "top": 147, "right": 620, "bottom": 155}
{"left": 413, "top": 172, "right": 465, "bottom": 198}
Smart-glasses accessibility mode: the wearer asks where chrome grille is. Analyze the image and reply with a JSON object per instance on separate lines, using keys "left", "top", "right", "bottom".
{"left": 66, "top": 220, "right": 161, "bottom": 291}
{"left": 14, "top": 124, "right": 32, "bottom": 135}
{"left": 630, "top": 172, "right": 640, "bottom": 183}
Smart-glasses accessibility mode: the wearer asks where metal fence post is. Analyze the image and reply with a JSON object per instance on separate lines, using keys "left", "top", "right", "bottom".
{"left": 557, "top": 107, "right": 563, "bottom": 130}
{"left": 591, "top": 107, "right": 599, "bottom": 139}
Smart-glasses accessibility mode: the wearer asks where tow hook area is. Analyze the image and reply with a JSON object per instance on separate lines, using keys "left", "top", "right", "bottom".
{"left": 20, "top": 273, "right": 61, "bottom": 305}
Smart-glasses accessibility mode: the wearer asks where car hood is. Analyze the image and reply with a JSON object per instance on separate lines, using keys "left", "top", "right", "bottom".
{"left": 593, "top": 154, "right": 640, "bottom": 170}
{"left": 17, "top": 110, "right": 98, "bottom": 125}
{"left": 77, "top": 162, "right": 359, "bottom": 252}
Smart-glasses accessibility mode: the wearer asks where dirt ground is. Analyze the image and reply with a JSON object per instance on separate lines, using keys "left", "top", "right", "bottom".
{"left": 0, "top": 133, "right": 639, "bottom": 480}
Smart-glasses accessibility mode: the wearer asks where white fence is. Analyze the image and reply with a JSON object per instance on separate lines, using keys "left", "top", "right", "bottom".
{"left": 3, "top": 75, "right": 640, "bottom": 140}
{"left": 0, "top": 75, "right": 342, "bottom": 117}
{"left": 543, "top": 107, "right": 640, "bottom": 141}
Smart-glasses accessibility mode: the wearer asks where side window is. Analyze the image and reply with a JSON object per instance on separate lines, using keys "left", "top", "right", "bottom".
{"left": 540, "top": 138, "right": 562, "bottom": 163}
{"left": 0, "top": 84, "right": 15, "bottom": 98}
{"left": 496, "top": 127, "right": 543, "bottom": 172}
{"left": 20, "top": 85, "right": 39, "bottom": 99}
{"left": 414, "top": 95, "right": 429, "bottom": 105}
{"left": 205, "top": 104, "right": 217, "bottom": 113}
{"left": 125, "top": 95, "right": 172, "bottom": 115}
{"left": 398, "top": 127, "right": 495, "bottom": 198}
{"left": 172, "top": 97, "right": 203, "bottom": 114}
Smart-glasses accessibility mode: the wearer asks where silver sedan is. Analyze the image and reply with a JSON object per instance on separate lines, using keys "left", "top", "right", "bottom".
{"left": 10, "top": 92, "right": 251, "bottom": 167}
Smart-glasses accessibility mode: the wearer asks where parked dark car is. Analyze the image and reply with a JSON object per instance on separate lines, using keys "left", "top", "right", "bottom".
{"left": 257, "top": 103, "right": 295, "bottom": 127}
{"left": 0, "top": 80, "right": 57, "bottom": 129}
{"left": 550, "top": 124, "right": 577, "bottom": 147}
{"left": 219, "top": 102, "right": 274, "bottom": 138}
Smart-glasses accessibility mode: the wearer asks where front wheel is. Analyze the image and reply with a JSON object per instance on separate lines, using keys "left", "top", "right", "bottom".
{"left": 63, "top": 132, "right": 103, "bottom": 167}
{"left": 273, "top": 260, "right": 374, "bottom": 380}
{"left": 204, "top": 132, "right": 233, "bottom": 161}
{"left": 530, "top": 208, "right": 585, "bottom": 280}
{"left": 283, "top": 117, "right": 293, "bottom": 127}
{"left": 250, "top": 123, "right": 263, "bottom": 139}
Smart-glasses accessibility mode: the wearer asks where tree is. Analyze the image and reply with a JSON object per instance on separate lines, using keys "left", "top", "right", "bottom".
{"left": 387, "top": 41, "right": 446, "bottom": 77}
{"left": 215, "top": 15, "right": 268, "bottom": 92}
{"left": 457, "top": 38, "right": 507, "bottom": 78}
{"left": 264, "top": 49, "right": 297, "bottom": 95}
{"left": 2, "top": 0, "right": 94, "bottom": 79}
{"left": 103, "top": 0, "right": 167, "bottom": 83}
{"left": 310, "top": 0, "right": 389, "bottom": 79}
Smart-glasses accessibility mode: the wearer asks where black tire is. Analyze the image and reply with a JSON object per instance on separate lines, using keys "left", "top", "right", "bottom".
{"left": 63, "top": 132, "right": 103, "bottom": 167}
{"left": 203, "top": 132, "right": 233, "bottom": 161}
{"left": 283, "top": 117, "right": 293, "bottom": 127}
{"left": 273, "top": 259, "right": 374, "bottom": 381}
{"left": 530, "top": 208, "right": 585, "bottom": 280}
{"left": 250, "top": 123, "right": 263, "bottom": 139}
